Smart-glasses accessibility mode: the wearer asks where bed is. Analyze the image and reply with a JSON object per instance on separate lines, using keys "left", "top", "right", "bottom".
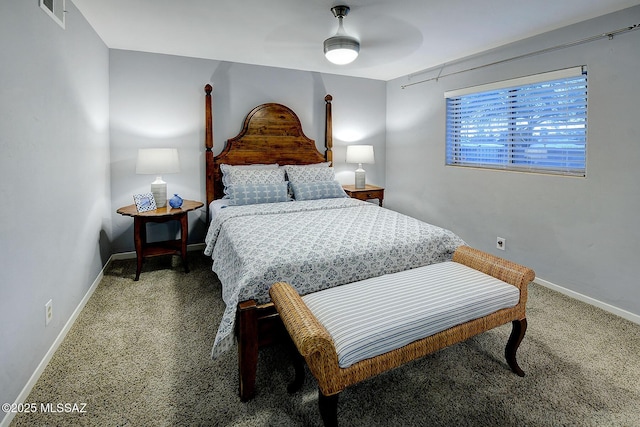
{"left": 202, "top": 84, "right": 466, "bottom": 401}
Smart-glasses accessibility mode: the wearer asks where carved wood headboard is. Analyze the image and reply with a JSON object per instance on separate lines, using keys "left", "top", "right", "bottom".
{"left": 203, "top": 84, "right": 333, "bottom": 218}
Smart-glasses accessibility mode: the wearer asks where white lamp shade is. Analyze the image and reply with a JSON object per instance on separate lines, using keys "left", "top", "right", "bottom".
{"left": 346, "top": 145, "right": 375, "bottom": 164}
{"left": 135, "top": 148, "right": 180, "bottom": 175}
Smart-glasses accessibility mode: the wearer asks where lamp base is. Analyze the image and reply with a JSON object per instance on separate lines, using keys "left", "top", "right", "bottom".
{"left": 150, "top": 179, "right": 167, "bottom": 208}
{"left": 354, "top": 166, "right": 366, "bottom": 189}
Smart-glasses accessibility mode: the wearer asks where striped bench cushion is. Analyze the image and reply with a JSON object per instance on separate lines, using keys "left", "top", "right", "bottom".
{"left": 302, "top": 261, "right": 520, "bottom": 368}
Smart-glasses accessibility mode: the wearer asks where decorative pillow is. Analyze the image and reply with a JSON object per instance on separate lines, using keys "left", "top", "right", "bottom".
{"left": 285, "top": 165, "right": 335, "bottom": 183}
{"left": 227, "top": 183, "right": 290, "bottom": 206}
{"left": 290, "top": 180, "right": 348, "bottom": 201}
{"left": 220, "top": 163, "right": 279, "bottom": 171}
{"left": 220, "top": 166, "right": 285, "bottom": 197}
{"left": 280, "top": 162, "right": 331, "bottom": 169}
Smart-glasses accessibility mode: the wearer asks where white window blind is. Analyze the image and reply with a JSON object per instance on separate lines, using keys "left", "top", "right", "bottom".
{"left": 445, "top": 67, "right": 587, "bottom": 176}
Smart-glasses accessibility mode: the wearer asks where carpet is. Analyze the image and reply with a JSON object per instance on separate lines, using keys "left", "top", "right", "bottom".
{"left": 11, "top": 254, "right": 640, "bottom": 426}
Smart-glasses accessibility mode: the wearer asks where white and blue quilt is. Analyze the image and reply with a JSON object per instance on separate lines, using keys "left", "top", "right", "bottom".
{"left": 204, "top": 198, "right": 466, "bottom": 358}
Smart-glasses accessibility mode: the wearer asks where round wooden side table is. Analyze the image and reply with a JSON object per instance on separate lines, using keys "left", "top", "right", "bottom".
{"left": 117, "top": 199, "right": 204, "bottom": 280}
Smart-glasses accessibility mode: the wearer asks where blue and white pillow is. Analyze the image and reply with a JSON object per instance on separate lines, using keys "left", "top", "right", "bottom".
{"left": 227, "top": 182, "right": 290, "bottom": 206}
{"left": 290, "top": 180, "right": 348, "bottom": 201}
{"left": 220, "top": 165, "right": 285, "bottom": 197}
{"left": 220, "top": 163, "right": 279, "bottom": 171}
{"left": 280, "top": 162, "right": 331, "bottom": 169}
{"left": 284, "top": 165, "right": 335, "bottom": 183}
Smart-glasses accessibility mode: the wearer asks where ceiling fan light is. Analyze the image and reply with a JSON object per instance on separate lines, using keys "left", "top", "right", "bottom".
{"left": 324, "top": 5, "right": 359, "bottom": 65}
{"left": 324, "top": 36, "right": 360, "bottom": 65}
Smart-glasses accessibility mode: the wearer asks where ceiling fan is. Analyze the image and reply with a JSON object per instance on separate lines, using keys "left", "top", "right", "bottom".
{"left": 323, "top": 5, "right": 360, "bottom": 65}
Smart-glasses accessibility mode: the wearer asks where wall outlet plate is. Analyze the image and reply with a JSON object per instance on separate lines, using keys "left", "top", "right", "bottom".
{"left": 497, "top": 237, "right": 506, "bottom": 251}
{"left": 45, "top": 299, "right": 53, "bottom": 326}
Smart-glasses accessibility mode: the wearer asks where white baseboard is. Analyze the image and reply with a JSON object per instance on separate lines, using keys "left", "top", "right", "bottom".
{"left": 110, "top": 243, "right": 206, "bottom": 261}
{"left": 1, "top": 243, "right": 209, "bottom": 426}
{"left": 1, "top": 262, "right": 107, "bottom": 427}
{"left": 535, "top": 277, "right": 640, "bottom": 325}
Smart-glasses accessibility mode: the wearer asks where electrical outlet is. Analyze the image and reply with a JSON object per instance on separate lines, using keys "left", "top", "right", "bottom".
{"left": 45, "top": 299, "right": 53, "bottom": 326}
{"left": 496, "top": 237, "right": 506, "bottom": 251}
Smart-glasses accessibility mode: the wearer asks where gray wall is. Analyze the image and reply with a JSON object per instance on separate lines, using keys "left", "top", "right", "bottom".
{"left": 386, "top": 6, "right": 640, "bottom": 318}
{"left": 0, "top": 0, "right": 110, "bottom": 410}
{"left": 2, "top": 0, "right": 638, "bottom": 417}
{"left": 109, "top": 51, "right": 387, "bottom": 252}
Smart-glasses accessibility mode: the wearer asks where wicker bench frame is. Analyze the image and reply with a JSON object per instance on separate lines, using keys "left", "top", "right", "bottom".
{"left": 269, "top": 246, "right": 536, "bottom": 426}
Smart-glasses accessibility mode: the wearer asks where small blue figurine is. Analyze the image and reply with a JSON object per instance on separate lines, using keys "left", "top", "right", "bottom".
{"left": 169, "top": 194, "right": 183, "bottom": 208}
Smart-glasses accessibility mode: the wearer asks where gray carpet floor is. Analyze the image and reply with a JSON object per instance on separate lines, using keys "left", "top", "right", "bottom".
{"left": 12, "top": 254, "right": 640, "bottom": 426}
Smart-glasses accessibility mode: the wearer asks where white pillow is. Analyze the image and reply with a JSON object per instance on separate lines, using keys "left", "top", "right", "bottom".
{"left": 220, "top": 166, "right": 285, "bottom": 197}
{"left": 280, "top": 162, "right": 331, "bottom": 169}
{"left": 284, "top": 165, "right": 335, "bottom": 183}
{"left": 220, "top": 163, "right": 279, "bottom": 171}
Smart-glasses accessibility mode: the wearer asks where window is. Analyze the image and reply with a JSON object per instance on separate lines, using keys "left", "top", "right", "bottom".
{"left": 445, "top": 67, "right": 587, "bottom": 176}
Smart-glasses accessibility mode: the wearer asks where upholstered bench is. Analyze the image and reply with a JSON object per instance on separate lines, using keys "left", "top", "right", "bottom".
{"left": 269, "top": 245, "right": 535, "bottom": 427}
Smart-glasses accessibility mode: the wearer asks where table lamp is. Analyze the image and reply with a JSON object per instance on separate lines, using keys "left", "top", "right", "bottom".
{"left": 346, "top": 145, "right": 375, "bottom": 189}
{"left": 135, "top": 148, "right": 180, "bottom": 208}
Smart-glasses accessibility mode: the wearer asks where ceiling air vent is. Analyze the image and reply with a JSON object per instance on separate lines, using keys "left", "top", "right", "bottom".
{"left": 40, "top": 0, "right": 65, "bottom": 29}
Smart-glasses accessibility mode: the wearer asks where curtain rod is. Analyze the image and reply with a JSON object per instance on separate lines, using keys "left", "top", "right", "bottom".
{"left": 401, "top": 23, "right": 639, "bottom": 89}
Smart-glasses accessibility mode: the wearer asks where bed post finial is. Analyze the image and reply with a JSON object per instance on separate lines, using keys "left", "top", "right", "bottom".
{"left": 205, "top": 84, "right": 214, "bottom": 222}
{"left": 324, "top": 95, "right": 333, "bottom": 165}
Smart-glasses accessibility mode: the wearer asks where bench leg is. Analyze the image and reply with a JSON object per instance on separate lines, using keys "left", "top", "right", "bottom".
{"left": 505, "top": 318, "right": 527, "bottom": 377}
{"left": 318, "top": 391, "right": 339, "bottom": 427}
{"left": 287, "top": 339, "right": 306, "bottom": 393}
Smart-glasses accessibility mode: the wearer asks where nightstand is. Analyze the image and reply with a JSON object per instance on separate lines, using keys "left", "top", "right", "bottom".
{"left": 342, "top": 184, "right": 384, "bottom": 206}
{"left": 117, "top": 199, "right": 204, "bottom": 280}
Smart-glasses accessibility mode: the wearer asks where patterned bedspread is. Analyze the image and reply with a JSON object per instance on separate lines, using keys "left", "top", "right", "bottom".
{"left": 204, "top": 198, "right": 466, "bottom": 357}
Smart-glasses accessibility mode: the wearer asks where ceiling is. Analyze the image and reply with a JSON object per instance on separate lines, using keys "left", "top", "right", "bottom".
{"left": 72, "top": 0, "right": 640, "bottom": 81}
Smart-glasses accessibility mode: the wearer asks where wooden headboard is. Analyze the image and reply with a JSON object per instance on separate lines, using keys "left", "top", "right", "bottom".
{"left": 204, "top": 84, "right": 333, "bottom": 213}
